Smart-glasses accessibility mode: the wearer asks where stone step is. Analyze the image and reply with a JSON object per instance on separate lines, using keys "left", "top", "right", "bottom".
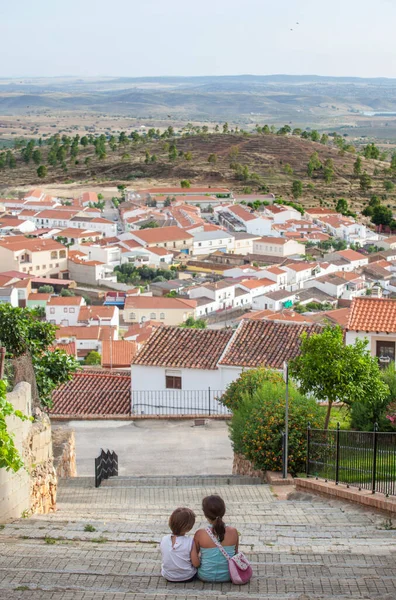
{"left": 1, "top": 478, "right": 395, "bottom": 600}
{"left": 101, "top": 475, "right": 264, "bottom": 487}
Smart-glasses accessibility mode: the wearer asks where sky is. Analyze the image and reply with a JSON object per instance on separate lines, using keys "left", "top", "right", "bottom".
{"left": 2, "top": 0, "right": 396, "bottom": 79}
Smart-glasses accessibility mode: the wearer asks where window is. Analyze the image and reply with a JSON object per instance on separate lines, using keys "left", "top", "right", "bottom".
{"left": 59, "top": 250, "right": 66, "bottom": 258}
{"left": 50, "top": 307, "right": 55, "bottom": 314}
{"left": 160, "top": 312, "right": 165, "bottom": 320}
{"left": 64, "top": 308, "right": 68, "bottom": 313}
{"left": 150, "top": 312, "right": 156, "bottom": 319}
{"left": 56, "top": 263, "right": 59, "bottom": 267}
{"left": 49, "top": 264, "right": 53, "bottom": 269}
{"left": 130, "top": 312, "right": 136, "bottom": 320}
{"left": 69, "top": 308, "right": 75, "bottom": 314}
{"left": 377, "top": 340, "right": 395, "bottom": 367}
{"left": 51, "top": 251, "right": 57, "bottom": 260}
{"left": 166, "top": 374, "right": 182, "bottom": 389}
{"left": 36, "top": 266, "right": 40, "bottom": 270}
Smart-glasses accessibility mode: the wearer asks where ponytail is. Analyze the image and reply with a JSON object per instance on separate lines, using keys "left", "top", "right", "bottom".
{"left": 202, "top": 495, "right": 226, "bottom": 542}
{"left": 212, "top": 515, "right": 226, "bottom": 542}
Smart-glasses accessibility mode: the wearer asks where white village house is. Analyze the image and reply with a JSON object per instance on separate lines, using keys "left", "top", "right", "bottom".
{"left": 131, "top": 321, "right": 322, "bottom": 414}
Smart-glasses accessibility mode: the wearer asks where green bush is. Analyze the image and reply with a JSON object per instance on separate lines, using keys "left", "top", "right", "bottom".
{"left": 220, "top": 367, "right": 283, "bottom": 412}
{"left": 228, "top": 379, "right": 324, "bottom": 475}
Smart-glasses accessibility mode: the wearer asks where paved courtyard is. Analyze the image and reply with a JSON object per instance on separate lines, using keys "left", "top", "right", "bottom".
{"left": 0, "top": 474, "right": 395, "bottom": 599}
{"left": 57, "top": 419, "right": 233, "bottom": 476}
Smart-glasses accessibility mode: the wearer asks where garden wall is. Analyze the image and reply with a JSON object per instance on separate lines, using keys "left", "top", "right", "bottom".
{"left": 0, "top": 382, "right": 57, "bottom": 521}
{"left": 232, "top": 453, "right": 265, "bottom": 479}
{"left": 52, "top": 428, "right": 77, "bottom": 478}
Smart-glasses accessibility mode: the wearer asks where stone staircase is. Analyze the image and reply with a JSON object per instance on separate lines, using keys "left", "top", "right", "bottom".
{"left": 0, "top": 475, "right": 396, "bottom": 599}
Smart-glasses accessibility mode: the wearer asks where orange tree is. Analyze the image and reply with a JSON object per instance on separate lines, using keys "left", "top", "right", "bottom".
{"left": 220, "top": 367, "right": 283, "bottom": 412}
{"left": 228, "top": 376, "right": 324, "bottom": 475}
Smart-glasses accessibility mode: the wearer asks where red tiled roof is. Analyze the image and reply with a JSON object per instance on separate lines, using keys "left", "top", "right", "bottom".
{"left": 133, "top": 326, "right": 234, "bottom": 370}
{"left": 305, "top": 208, "right": 337, "bottom": 215}
{"left": 51, "top": 342, "right": 77, "bottom": 356}
{"left": 347, "top": 297, "right": 396, "bottom": 333}
{"left": 102, "top": 340, "right": 137, "bottom": 368}
{"left": 240, "top": 278, "right": 275, "bottom": 289}
{"left": 47, "top": 296, "right": 83, "bottom": 306}
{"left": 28, "top": 293, "right": 51, "bottom": 301}
{"left": 51, "top": 372, "right": 131, "bottom": 416}
{"left": 219, "top": 320, "right": 322, "bottom": 368}
{"left": 78, "top": 305, "right": 117, "bottom": 321}
{"left": 256, "top": 236, "right": 288, "bottom": 245}
{"left": 133, "top": 226, "right": 193, "bottom": 244}
{"left": 228, "top": 205, "right": 257, "bottom": 222}
{"left": 337, "top": 249, "right": 366, "bottom": 262}
{"left": 144, "top": 187, "right": 230, "bottom": 194}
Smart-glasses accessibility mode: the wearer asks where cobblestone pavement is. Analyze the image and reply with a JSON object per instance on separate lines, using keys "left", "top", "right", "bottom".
{"left": 1, "top": 476, "right": 396, "bottom": 599}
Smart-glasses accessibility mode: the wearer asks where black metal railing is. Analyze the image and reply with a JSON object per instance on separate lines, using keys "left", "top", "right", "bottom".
{"left": 131, "top": 389, "right": 229, "bottom": 416}
{"left": 306, "top": 424, "right": 396, "bottom": 497}
{"left": 95, "top": 449, "right": 118, "bottom": 488}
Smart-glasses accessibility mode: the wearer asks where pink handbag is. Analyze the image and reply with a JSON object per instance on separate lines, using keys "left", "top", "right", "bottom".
{"left": 205, "top": 527, "right": 253, "bottom": 585}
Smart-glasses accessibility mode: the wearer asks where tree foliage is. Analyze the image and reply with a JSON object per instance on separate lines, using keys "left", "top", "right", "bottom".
{"left": 0, "top": 379, "right": 31, "bottom": 472}
{"left": 0, "top": 305, "right": 80, "bottom": 408}
{"left": 180, "top": 316, "right": 207, "bottom": 329}
{"left": 289, "top": 326, "right": 388, "bottom": 429}
{"left": 84, "top": 351, "right": 101, "bottom": 365}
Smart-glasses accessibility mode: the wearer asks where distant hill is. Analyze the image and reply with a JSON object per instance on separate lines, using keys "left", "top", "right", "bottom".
{"left": 1, "top": 75, "right": 396, "bottom": 129}
{"left": 0, "top": 132, "right": 392, "bottom": 214}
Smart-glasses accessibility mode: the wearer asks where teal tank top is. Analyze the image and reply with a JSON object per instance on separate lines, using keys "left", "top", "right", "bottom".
{"left": 197, "top": 545, "right": 236, "bottom": 582}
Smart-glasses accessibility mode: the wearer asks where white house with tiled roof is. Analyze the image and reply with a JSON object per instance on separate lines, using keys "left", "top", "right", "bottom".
{"left": 346, "top": 297, "right": 396, "bottom": 364}
{"left": 46, "top": 296, "right": 85, "bottom": 326}
{"left": 253, "top": 237, "right": 306, "bottom": 257}
{"left": 131, "top": 321, "right": 322, "bottom": 413}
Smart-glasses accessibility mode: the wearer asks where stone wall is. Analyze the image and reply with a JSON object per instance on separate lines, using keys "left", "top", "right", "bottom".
{"left": 0, "top": 382, "right": 57, "bottom": 522}
{"left": 52, "top": 428, "right": 77, "bottom": 478}
{"left": 232, "top": 453, "right": 265, "bottom": 479}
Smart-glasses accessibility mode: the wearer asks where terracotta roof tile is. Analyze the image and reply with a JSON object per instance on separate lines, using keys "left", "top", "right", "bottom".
{"left": 336, "top": 249, "right": 366, "bottom": 262}
{"left": 219, "top": 320, "right": 322, "bottom": 368}
{"left": 347, "top": 297, "right": 396, "bottom": 333}
{"left": 48, "top": 296, "right": 83, "bottom": 306}
{"left": 133, "top": 326, "right": 233, "bottom": 370}
{"left": 78, "top": 305, "right": 117, "bottom": 321}
{"left": 51, "top": 372, "right": 131, "bottom": 416}
{"left": 133, "top": 226, "right": 194, "bottom": 244}
{"left": 102, "top": 340, "right": 137, "bottom": 368}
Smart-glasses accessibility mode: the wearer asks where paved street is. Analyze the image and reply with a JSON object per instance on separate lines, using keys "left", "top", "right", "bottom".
{"left": 0, "top": 475, "right": 395, "bottom": 599}
{"left": 56, "top": 419, "right": 233, "bottom": 476}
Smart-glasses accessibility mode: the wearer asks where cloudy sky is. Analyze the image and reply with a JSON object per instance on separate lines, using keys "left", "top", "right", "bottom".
{"left": 2, "top": 0, "right": 396, "bottom": 78}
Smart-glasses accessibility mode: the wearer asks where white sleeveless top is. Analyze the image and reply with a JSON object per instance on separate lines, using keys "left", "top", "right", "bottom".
{"left": 160, "top": 534, "right": 197, "bottom": 582}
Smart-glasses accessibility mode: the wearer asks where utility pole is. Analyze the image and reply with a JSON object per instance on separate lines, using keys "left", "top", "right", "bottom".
{"left": 283, "top": 361, "right": 289, "bottom": 479}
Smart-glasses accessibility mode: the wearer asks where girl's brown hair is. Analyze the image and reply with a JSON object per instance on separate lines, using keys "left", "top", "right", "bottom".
{"left": 202, "top": 495, "right": 226, "bottom": 542}
{"left": 169, "top": 507, "right": 196, "bottom": 536}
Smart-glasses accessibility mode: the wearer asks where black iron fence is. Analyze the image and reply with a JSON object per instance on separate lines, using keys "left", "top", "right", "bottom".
{"left": 306, "top": 424, "right": 396, "bottom": 497}
{"left": 95, "top": 449, "right": 118, "bottom": 488}
{"left": 131, "top": 389, "right": 229, "bottom": 416}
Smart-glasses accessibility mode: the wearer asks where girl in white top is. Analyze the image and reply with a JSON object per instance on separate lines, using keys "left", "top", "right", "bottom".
{"left": 160, "top": 507, "right": 200, "bottom": 583}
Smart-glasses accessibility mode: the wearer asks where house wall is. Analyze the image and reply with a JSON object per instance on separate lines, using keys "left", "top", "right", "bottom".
{"left": 245, "top": 219, "right": 273, "bottom": 236}
{"left": 131, "top": 365, "right": 227, "bottom": 414}
{"left": 345, "top": 330, "right": 396, "bottom": 357}
{"left": 253, "top": 239, "right": 305, "bottom": 257}
{"left": 123, "top": 306, "right": 195, "bottom": 325}
{"left": 193, "top": 236, "right": 234, "bottom": 256}
{"left": 46, "top": 303, "right": 82, "bottom": 326}
{"left": 0, "top": 247, "right": 68, "bottom": 278}
{"left": 233, "top": 238, "right": 255, "bottom": 255}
